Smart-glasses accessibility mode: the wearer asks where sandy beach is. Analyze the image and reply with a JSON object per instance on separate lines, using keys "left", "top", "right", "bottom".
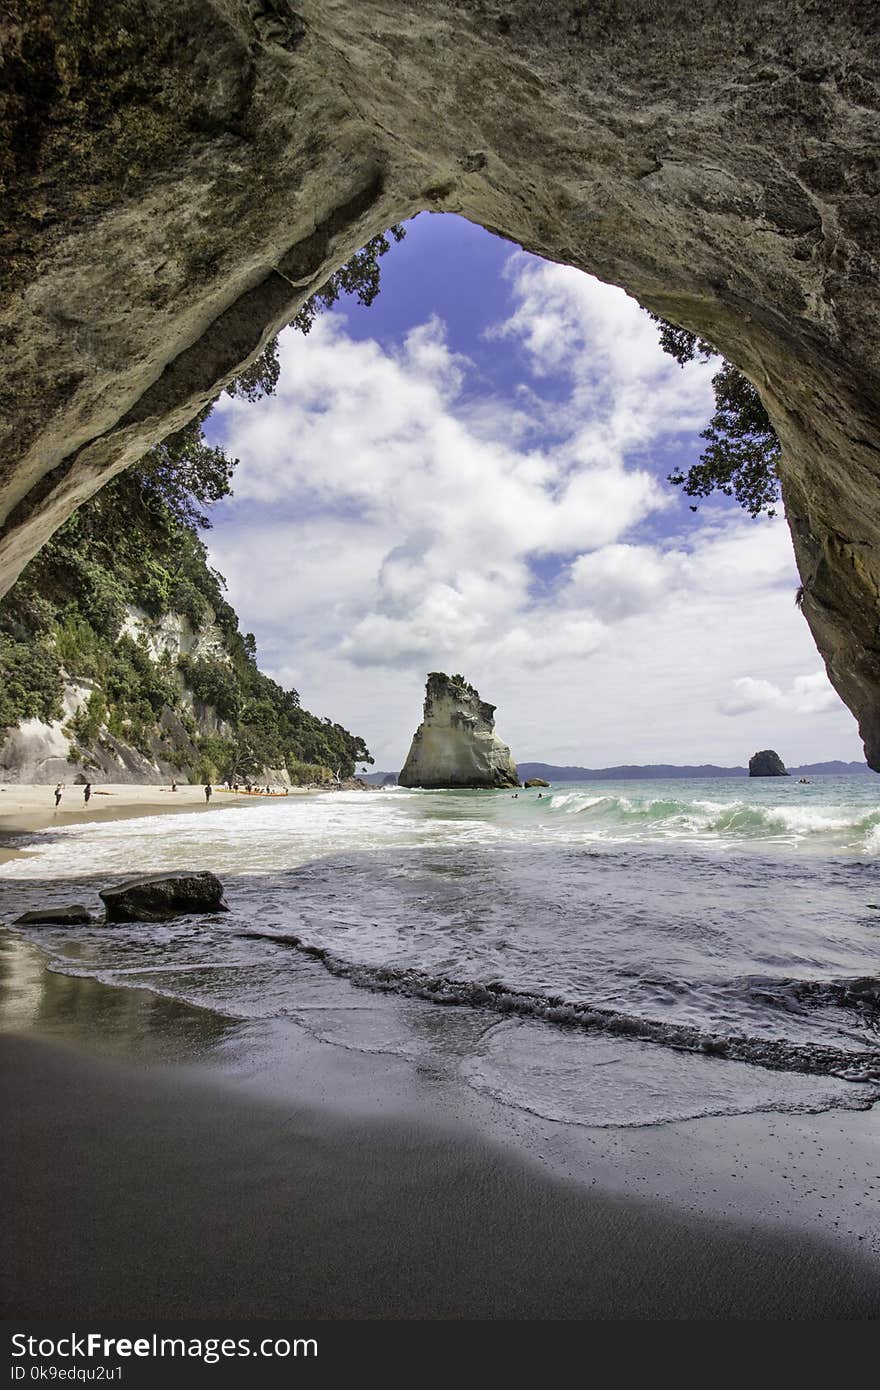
{"left": 1, "top": 931, "right": 878, "bottom": 1321}
{"left": 0, "top": 782, "right": 313, "bottom": 861}
{"left": 2, "top": 784, "right": 879, "bottom": 1321}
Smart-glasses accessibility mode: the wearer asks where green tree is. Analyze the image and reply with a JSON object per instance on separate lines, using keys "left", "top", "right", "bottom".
{"left": 0, "top": 636, "right": 63, "bottom": 729}
{"left": 132, "top": 406, "right": 237, "bottom": 532}
{"left": 290, "top": 226, "right": 407, "bottom": 335}
{"left": 649, "top": 314, "right": 781, "bottom": 517}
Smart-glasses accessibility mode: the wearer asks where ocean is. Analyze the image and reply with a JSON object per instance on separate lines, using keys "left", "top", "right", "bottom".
{"left": 2, "top": 775, "right": 880, "bottom": 1128}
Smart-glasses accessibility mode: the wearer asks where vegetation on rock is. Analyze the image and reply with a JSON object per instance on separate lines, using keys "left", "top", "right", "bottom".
{"left": 0, "top": 234, "right": 409, "bottom": 780}
{"left": 650, "top": 314, "right": 781, "bottom": 518}
{"left": 0, "top": 453, "right": 371, "bottom": 780}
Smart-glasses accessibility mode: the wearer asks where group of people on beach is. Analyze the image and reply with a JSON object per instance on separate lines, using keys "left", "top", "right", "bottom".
{"left": 53, "top": 782, "right": 91, "bottom": 807}
{"left": 225, "top": 781, "right": 288, "bottom": 795}
{"left": 172, "top": 779, "right": 289, "bottom": 800}
{"left": 52, "top": 778, "right": 291, "bottom": 809}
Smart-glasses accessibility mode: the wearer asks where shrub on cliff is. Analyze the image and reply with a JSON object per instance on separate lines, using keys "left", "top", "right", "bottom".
{"left": 0, "top": 636, "right": 63, "bottom": 730}
{"left": 287, "top": 761, "right": 334, "bottom": 786}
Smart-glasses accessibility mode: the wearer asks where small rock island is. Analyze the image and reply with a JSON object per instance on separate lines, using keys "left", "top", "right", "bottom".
{"left": 399, "top": 673, "right": 519, "bottom": 790}
{"left": 749, "top": 749, "right": 789, "bottom": 777}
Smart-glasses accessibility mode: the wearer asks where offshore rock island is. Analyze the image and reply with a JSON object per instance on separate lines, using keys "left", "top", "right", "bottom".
{"left": 399, "top": 674, "right": 519, "bottom": 790}
{"left": 749, "top": 749, "right": 789, "bottom": 777}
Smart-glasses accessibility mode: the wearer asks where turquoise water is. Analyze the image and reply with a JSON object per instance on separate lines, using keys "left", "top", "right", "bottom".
{"left": 2, "top": 775, "right": 880, "bottom": 1126}
{"left": 531, "top": 775, "right": 880, "bottom": 850}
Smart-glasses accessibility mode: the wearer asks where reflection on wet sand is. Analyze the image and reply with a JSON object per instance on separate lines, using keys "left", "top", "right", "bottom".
{"left": 0, "top": 933, "right": 238, "bottom": 1064}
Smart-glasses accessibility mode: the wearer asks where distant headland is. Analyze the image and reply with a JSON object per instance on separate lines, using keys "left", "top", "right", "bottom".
{"left": 363, "top": 759, "right": 873, "bottom": 785}
{"left": 516, "top": 760, "right": 873, "bottom": 781}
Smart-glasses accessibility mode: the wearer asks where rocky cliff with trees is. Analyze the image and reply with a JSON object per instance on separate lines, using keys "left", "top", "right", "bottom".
{"left": 0, "top": 451, "right": 371, "bottom": 784}
{"left": 0, "top": 233, "right": 408, "bottom": 785}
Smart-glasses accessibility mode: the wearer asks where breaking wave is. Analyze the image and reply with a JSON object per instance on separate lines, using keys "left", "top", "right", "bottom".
{"left": 5, "top": 776, "right": 880, "bottom": 1125}
{"left": 545, "top": 789, "right": 880, "bottom": 848}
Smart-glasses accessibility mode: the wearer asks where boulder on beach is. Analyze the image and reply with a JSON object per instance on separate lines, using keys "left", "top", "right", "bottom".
{"left": 13, "top": 905, "right": 94, "bottom": 926}
{"left": 99, "top": 871, "right": 229, "bottom": 923}
{"left": 399, "top": 673, "right": 519, "bottom": 790}
{"left": 524, "top": 778, "right": 550, "bottom": 788}
{"left": 749, "top": 749, "right": 789, "bottom": 777}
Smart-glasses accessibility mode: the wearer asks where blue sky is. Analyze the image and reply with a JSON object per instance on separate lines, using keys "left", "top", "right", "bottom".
{"left": 203, "top": 213, "right": 863, "bottom": 771}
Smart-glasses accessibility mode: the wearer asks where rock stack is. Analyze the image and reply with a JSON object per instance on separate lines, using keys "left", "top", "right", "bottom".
{"left": 399, "top": 674, "right": 519, "bottom": 790}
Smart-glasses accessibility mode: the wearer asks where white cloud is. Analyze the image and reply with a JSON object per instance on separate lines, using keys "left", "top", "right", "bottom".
{"left": 205, "top": 259, "right": 863, "bottom": 770}
{"left": 564, "top": 543, "right": 687, "bottom": 620}
{"left": 492, "top": 257, "right": 717, "bottom": 460}
{"left": 719, "top": 671, "right": 841, "bottom": 718}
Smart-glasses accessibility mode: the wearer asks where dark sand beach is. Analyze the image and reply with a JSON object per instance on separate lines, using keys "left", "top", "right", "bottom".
{"left": 2, "top": 932, "right": 879, "bottom": 1321}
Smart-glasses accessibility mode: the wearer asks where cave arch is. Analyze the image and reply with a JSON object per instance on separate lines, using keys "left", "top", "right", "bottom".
{"left": 2, "top": 2, "right": 879, "bottom": 760}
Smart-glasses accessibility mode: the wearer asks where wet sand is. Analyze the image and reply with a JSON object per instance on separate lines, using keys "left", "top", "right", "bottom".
{"left": 3, "top": 1031, "right": 880, "bottom": 1320}
{"left": 0, "top": 782, "right": 312, "bottom": 862}
{"left": 1, "top": 935, "right": 879, "bottom": 1320}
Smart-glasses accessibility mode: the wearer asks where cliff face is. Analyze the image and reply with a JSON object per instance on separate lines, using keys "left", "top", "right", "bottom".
{"left": 0, "top": 605, "right": 231, "bottom": 784}
{"left": 399, "top": 674, "right": 519, "bottom": 790}
{"left": 2, "top": 4, "right": 880, "bottom": 763}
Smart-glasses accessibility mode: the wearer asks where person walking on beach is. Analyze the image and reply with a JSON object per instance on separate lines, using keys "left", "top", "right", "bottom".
{"left": 83, "top": 782, "right": 91, "bottom": 804}
{"left": 53, "top": 783, "right": 62, "bottom": 807}
{"left": 204, "top": 783, "right": 212, "bottom": 803}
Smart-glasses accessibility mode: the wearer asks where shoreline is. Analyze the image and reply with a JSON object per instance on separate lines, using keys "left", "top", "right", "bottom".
{"left": 2, "top": 932, "right": 879, "bottom": 1319}
{"left": 0, "top": 782, "right": 318, "bottom": 863}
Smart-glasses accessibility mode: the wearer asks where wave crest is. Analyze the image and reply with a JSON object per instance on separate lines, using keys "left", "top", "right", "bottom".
{"left": 241, "top": 929, "right": 880, "bottom": 1085}
{"left": 545, "top": 789, "right": 880, "bottom": 848}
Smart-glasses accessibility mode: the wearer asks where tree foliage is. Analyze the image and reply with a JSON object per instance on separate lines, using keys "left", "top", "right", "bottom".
{"left": 649, "top": 314, "right": 781, "bottom": 517}
{"left": 290, "top": 226, "right": 407, "bottom": 334}
{"left": 142, "top": 224, "right": 407, "bottom": 529}
{"left": 126, "top": 224, "right": 406, "bottom": 526}
{"left": 0, "top": 469, "right": 374, "bottom": 774}
{"left": 132, "top": 407, "right": 237, "bottom": 532}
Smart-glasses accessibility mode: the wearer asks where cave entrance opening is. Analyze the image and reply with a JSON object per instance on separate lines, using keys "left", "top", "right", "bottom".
{"left": 190, "top": 212, "right": 858, "bottom": 779}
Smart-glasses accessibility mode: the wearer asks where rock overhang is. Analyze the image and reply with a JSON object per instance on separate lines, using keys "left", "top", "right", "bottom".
{"left": 2, "top": 2, "right": 880, "bottom": 761}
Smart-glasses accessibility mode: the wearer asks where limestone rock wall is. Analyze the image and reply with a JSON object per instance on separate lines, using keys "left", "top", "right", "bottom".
{"left": 0, "top": 605, "right": 227, "bottom": 783}
{"left": 0, "top": 696, "right": 185, "bottom": 785}
{"left": 3, "top": 4, "right": 880, "bottom": 760}
{"left": 399, "top": 673, "right": 518, "bottom": 789}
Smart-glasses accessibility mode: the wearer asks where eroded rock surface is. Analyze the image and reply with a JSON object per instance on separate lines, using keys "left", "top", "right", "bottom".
{"left": 2, "top": 4, "right": 880, "bottom": 759}
{"left": 399, "top": 673, "right": 519, "bottom": 789}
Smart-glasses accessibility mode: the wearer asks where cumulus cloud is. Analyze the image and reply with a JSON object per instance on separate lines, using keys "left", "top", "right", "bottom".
{"left": 564, "top": 544, "right": 688, "bottom": 620}
{"left": 719, "top": 671, "right": 841, "bottom": 718}
{"left": 212, "top": 296, "right": 679, "bottom": 679}
{"left": 205, "top": 252, "right": 861, "bottom": 769}
{"left": 492, "top": 257, "right": 717, "bottom": 459}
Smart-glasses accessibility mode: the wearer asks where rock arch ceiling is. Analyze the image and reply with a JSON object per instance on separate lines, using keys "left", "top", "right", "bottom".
{"left": 2, "top": 2, "right": 879, "bottom": 760}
